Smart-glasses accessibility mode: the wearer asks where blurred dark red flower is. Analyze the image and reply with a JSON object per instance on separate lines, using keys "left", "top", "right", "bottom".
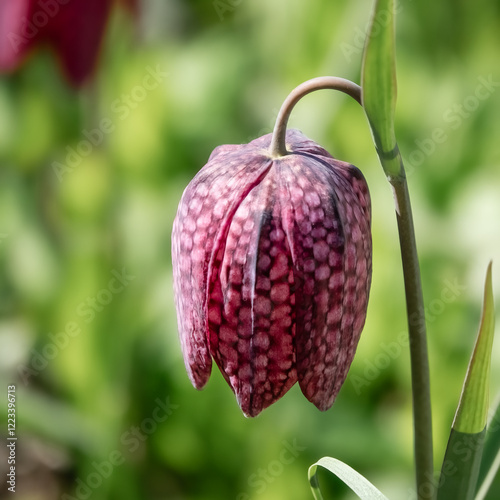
{"left": 172, "top": 129, "right": 372, "bottom": 417}
{"left": 0, "top": 0, "right": 122, "bottom": 86}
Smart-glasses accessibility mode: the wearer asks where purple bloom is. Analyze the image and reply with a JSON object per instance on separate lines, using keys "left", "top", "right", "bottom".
{"left": 172, "top": 129, "right": 372, "bottom": 417}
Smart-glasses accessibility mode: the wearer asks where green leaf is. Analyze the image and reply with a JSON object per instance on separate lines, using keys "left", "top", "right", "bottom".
{"left": 436, "top": 429, "right": 486, "bottom": 500}
{"left": 308, "top": 457, "right": 389, "bottom": 500}
{"left": 454, "top": 262, "right": 495, "bottom": 435}
{"left": 476, "top": 395, "right": 500, "bottom": 500}
{"left": 437, "top": 262, "right": 495, "bottom": 500}
{"left": 361, "top": 0, "right": 402, "bottom": 179}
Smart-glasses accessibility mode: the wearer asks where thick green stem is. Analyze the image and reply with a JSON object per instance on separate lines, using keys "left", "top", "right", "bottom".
{"left": 391, "top": 172, "right": 434, "bottom": 500}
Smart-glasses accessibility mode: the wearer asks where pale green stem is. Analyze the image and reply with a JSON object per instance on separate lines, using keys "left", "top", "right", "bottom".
{"left": 391, "top": 172, "right": 434, "bottom": 500}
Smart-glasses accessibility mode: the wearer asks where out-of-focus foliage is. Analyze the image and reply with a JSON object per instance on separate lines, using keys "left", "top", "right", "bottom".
{"left": 0, "top": 0, "right": 499, "bottom": 499}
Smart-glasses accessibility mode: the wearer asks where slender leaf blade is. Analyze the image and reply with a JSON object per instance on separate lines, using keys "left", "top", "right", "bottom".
{"left": 454, "top": 262, "right": 495, "bottom": 434}
{"left": 361, "top": 0, "right": 402, "bottom": 179}
{"left": 437, "top": 262, "right": 495, "bottom": 500}
{"left": 308, "top": 457, "right": 389, "bottom": 500}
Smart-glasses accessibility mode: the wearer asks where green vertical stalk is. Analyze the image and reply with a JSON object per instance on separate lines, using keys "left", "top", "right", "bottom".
{"left": 391, "top": 171, "right": 434, "bottom": 500}
{"left": 270, "top": 73, "right": 435, "bottom": 499}
{"left": 361, "top": 0, "right": 434, "bottom": 493}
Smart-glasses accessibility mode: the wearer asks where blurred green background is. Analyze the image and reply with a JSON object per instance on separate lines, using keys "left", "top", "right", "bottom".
{"left": 1, "top": 0, "right": 499, "bottom": 499}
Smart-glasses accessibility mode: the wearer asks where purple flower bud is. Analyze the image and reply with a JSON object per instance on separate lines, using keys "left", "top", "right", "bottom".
{"left": 172, "top": 129, "right": 371, "bottom": 417}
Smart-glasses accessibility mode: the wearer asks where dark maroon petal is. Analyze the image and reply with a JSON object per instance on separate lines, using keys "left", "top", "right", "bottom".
{"left": 207, "top": 168, "right": 297, "bottom": 417}
{"left": 46, "top": 0, "right": 113, "bottom": 86}
{"left": 318, "top": 156, "right": 371, "bottom": 403}
{"left": 0, "top": 0, "right": 33, "bottom": 71}
{"left": 278, "top": 134, "right": 371, "bottom": 411}
{"left": 172, "top": 147, "right": 271, "bottom": 390}
{"left": 279, "top": 154, "right": 345, "bottom": 410}
{"left": 0, "top": 0, "right": 114, "bottom": 86}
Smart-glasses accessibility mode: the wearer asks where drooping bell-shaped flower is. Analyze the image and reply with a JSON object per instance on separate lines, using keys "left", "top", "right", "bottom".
{"left": 172, "top": 129, "right": 371, "bottom": 417}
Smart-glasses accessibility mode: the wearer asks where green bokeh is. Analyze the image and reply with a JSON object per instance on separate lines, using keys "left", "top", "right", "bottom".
{"left": 0, "top": 1, "right": 499, "bottom": 499}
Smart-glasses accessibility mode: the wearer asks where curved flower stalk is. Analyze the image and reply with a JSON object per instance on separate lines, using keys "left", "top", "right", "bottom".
{"left": 172, "top": 129, "right": 372, "bottom": 417}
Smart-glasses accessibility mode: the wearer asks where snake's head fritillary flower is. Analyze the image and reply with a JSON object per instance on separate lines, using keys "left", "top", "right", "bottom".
{"left": 172, "top": 129, "right": 371, "bottom": 417}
